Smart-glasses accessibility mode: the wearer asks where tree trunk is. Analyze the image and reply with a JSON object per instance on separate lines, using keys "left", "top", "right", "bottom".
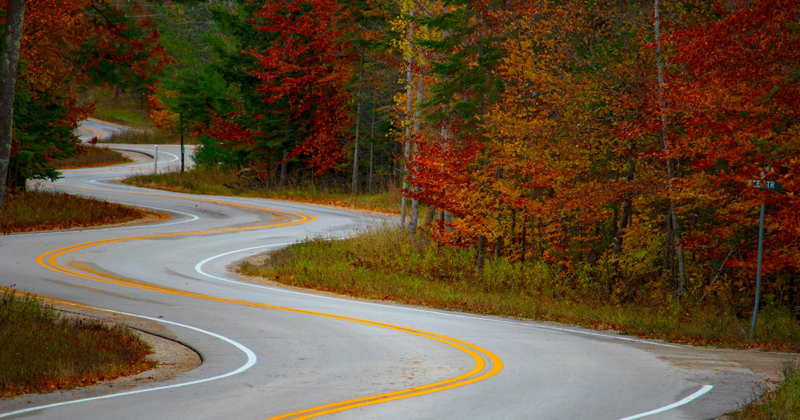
{"left": 655, "top": 0, "right": 686, "bottom": 293}
{"left": 521, "top": 216, "right": 527, "bottom": 264}
{"left": 369, "top": 109, "right": 375, "bottom": 193}
{"left": 611, "top": 158, "right": 635, "bottom": 275}
{"left": 352, "top": 54, "right": 364, "bottom": 195}
{"left": 400, "top": 9, "right": 415, "bottom": 230}
{"left": 476, "top": 235, "right": 487, "bottom": 270}
{"left": 424, "top": 206, "right": 436, "bottom": 226}
{"left": 0, "top": 0, "right": 25, "bottom": 218}
{"left": 530, "top": 215, "right": 537, "bottom": 262}
{"left": 279, "top": 149, "right": 288, "bottom": 189}
{"left": 409, "top": 38, "right": 424, "bottom": 234}
{"left": 369, "top": 142, "right": 373, "bottom": 193}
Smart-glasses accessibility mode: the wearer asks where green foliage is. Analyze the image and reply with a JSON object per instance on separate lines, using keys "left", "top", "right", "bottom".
{"left": 9, "top": 84, "right": 77, "bottom": 190}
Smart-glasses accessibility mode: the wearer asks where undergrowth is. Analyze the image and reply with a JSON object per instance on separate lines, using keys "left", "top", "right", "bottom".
{"left": 0, "top": 290, "right": 155, "bottom": 397}
{"left": 125, "top": 167, "right": 401, "bottom": 214}
{"left": 0, "top": 189, "right": 146, "bottom": 234}
{"left": 728, "top": 361, "right": 800, "bottom": 419}
{"left": 239, "top": 225, "right": 800, "bottom": 352}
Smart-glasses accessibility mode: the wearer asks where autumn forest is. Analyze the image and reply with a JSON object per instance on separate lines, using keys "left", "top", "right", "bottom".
{"left": 2, "top": 0, "right": 799, "bottom": 330}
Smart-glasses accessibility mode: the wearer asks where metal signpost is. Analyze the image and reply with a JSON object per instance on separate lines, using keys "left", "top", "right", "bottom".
{"left": 748, "top": 167, "right": 782, "bottom": 339}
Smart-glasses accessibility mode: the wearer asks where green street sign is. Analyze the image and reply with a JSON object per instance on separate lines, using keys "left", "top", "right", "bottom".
{"left": 748, "top": 179, "right": 783, "bottom": 191}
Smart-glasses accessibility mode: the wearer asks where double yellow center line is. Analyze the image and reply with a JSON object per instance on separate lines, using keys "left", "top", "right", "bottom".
{"left": 35, "top": 185, "right": 503, "bottom": 419}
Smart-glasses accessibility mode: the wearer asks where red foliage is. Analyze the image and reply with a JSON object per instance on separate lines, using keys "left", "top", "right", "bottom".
{"left": 247, "top": 0, "right": 354, "bottom": 174}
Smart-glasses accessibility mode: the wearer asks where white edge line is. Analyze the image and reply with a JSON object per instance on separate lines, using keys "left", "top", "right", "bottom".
{"left": 617, "top": 385, "right": 714, "bottom": 420}
{"left": 194, "top": 244, "right": 679, "bottom": 349}
{"left": 0, "top": 310, "right": 257, "bottom": 419}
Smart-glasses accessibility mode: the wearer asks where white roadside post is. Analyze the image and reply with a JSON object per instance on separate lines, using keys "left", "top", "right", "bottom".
{"left": 154, "top": 145, "right": 159, "bottom": 174}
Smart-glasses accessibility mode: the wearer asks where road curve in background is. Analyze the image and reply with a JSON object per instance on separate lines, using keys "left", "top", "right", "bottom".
{"left": 0, "top": 122, "right": 772, "bottom": 419}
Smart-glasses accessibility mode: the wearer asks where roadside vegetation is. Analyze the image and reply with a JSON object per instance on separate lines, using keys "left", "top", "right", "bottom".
{"left": 0, "top": 290, "right": 155, "bottom": 397}
{"left": 80, "top": 88, "right": 198, "bottom": 145}
{"left": 80, "top": 88, "right": 151, "bottom": 127}
{"left": 99, "top": 128, "right": 198, "bottom": 145}
{"left": 125, "top": 168, "right": 401, "bottom": 215}
{"left": 728, "top": 361, "right": 800, "bottom": 419}
{"left": 239, "top": 225, "right": 800, "bottom": 352}
{"left": 50, "top": 143, "right": 130, "bottom": 169}
{"left": 0, "top": 189, "right": 146, "bottom": 234}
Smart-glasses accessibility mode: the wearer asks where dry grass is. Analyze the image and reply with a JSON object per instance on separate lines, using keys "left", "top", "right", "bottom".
{"left": 51, "top": 144, "right": 131, "bottom": 169}
{"left": 125, "top": 168, "right": 402, "bottom": 214}
{"left": 239, "top": 225, "right": 800, "bottom": 352}
{"left": 99, "top": 128, "right": 199, "bottom": 145}
{"left": 0, "top": 189, "right": 146, "bottom": 234}
{"left": 727, "top": 361, "right": 800, "bottom": 419}
{"left": 0, "top": 290, "right": 155, "bottom": 397}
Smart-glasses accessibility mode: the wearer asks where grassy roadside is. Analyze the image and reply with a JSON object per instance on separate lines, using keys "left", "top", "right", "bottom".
{"left": 727, "top": 361, "right": 800, "bottom": 419}
{"left": 98, "top": 127, "right": 200, "bottom": 145}
{"left": 51, "top": 144, "right": 131, "bottom": 169}
{"left": 238, "top": 226, "right": 800, "bottom": 352}
{"left": 124, "top": 168, "right": 401, "bottom": 215}
{"left": 0, "top": 290, "right": 155, "bottom": 397}
{"left": 81, "top": 88, "right": 151, "bottom": 127}
{"left": 0, "top": 189, "right": 148, "bottom": 234}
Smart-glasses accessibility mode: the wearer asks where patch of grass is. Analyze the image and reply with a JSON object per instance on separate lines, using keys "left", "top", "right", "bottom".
{"left": 51, "top": 144, "right": 131, "bottom": 169}
{"left": 728, "top": 361, "right": 800, "bottom": 419}
{"left": 0, "top": 290, "right": 155, "bottom": 397}
{"left": 100, "top": 128, "right": 199, "bottom": 145}
{"left": 81, "top": 87, "right": 150, "bottom": 127}
{"left": 94, "top": 109, "right": 150, "bottom": 127}
{"left": 124, "top": 168, "right": 401, "bottom": 214}
{"left": 239, "top": 225, "right": 800, "bottom": 352}
{"left": 0, "top": 189, "right": 146, "bottom": 234}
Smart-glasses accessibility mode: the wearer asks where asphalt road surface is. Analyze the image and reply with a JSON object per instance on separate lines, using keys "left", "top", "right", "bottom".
{"left": 0, "top": 120, "right": 775, "bottom": 419}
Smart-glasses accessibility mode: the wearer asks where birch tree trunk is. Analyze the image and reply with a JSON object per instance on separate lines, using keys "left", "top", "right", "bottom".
{"left": 400, "top": 11, "right": 414, "bottom": 229}
{"left": 408, "top": 74, "right": 422, "bottom": 234}
{"left": 0, "top": 0, "right": 25, "bottom": 218}
{"left": 369, "top": 108, "right": 375, "bottom": 193}
{"left": 351, "top": 54, "right": 364, "bottom": 195}
{"left": 654, "top": 0, "right": 686, "bottom": 293}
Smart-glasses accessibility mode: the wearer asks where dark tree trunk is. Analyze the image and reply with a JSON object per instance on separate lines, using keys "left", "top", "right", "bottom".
{"left": 0, "top": 0, "right": 25, "bottom": 218}
{"left": 279, "top": 149, "right": 288, "bottom": 189}
{"left": 611, "top": 158, "right": 635, "bottom": 275}
{"left": 352, "top": 55, "right": 364, "bottom": 195}
{"left": 476, "top": 235, "right": 487, "bottom": 270}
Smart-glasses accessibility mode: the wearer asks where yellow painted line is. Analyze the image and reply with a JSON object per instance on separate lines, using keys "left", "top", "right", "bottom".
{"left": 80, "top": 125, "right": 106, "bottom": 138}
{"left": 35, "top": 186, "right": 503, "bottom": 418}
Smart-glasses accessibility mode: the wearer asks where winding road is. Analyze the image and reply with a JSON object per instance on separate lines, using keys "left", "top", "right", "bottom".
{"left": 0, "top": 120, "right": 781, "bottom": 419}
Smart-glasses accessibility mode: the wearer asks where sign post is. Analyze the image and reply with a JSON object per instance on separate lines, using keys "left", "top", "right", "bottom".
{"left": 748, "top": 168, "right": 782, "bottom": 339}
